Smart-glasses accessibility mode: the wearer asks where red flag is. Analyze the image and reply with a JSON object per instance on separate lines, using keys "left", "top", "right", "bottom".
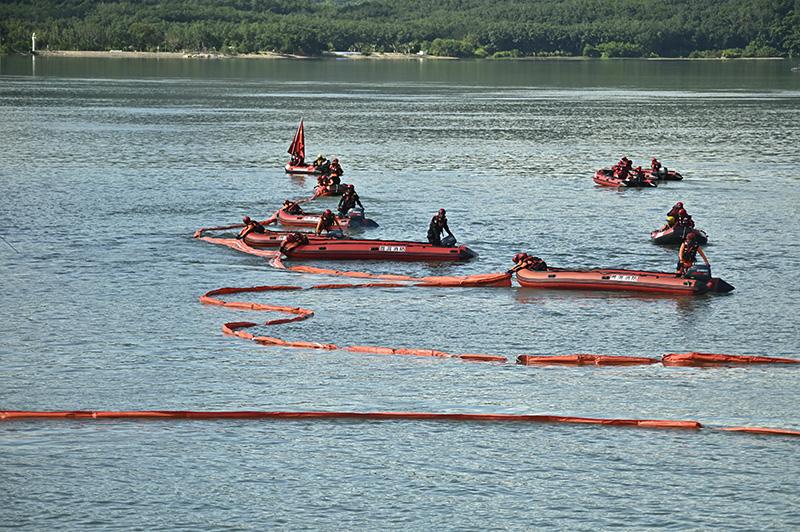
{"left": 287, "top": 119, "right": 305, "bottom": 160}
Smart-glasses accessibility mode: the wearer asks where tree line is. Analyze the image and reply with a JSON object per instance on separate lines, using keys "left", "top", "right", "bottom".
{"left": 1, "top": 0, "right": 798, "bottom": 58}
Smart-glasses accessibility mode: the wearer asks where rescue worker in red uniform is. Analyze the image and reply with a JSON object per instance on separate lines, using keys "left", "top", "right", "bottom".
{"left": 282, "top": 199, "right": 303, "bottom": 215}
{"left": 651, "top": 158, "right": 662, "bottom": 175}
{"left": 237, "top": 216, "right": 266, "bottom": 240}
{"left": 427, "top": 208, "right": 454, "bottom": 246}
{"left": 661, "top": 201, "right": 685, "bottom": 230}
{"left": 675, "top": 208, "right": 695, "bottom": 229}
{"left": 328, "top": 158, "right": 344, "bottom": 177}
{"left": 677, "top": 232, "right": 709, "bottom": 276}
{"left": 315, "top": 209, "right": 342, "bottom": 236}
{"left": 337, "top": 185, "right": 364, "bottom": 216}
{"left": 279, "top": 232, "right": 309, "bottom": 254}
{"left": 510, "top": 253, "right": 548, "bottom": 272}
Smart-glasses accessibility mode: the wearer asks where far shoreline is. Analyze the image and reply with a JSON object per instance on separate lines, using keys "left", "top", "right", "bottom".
{"left": 17, "top": 49, "right": 790, "bottom": 61}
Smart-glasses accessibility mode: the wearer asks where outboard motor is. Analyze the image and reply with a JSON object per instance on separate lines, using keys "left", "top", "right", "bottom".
{"left": 685, "top": 264, "right": 712, "bottom": 282}
{"left": 441, "top": 235, "right": 457, "bottom": 247}
{"left": 347, "top": 207, "right": 365, "bottom": 225}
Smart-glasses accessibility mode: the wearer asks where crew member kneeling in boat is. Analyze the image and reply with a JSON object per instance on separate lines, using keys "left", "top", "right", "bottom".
{"left": 315, "top": 209, "right": 343, "bottom": 236}
{"left": 279, "top": 232, "right": 309, "bottom": 254}
{"left": 337, "top": 185, "right": 363, "bottom": 216}
{"left": 237, "top": 216, "right": 266, "bottom": 240}
{"left": 510, "top": 253, "right": 548, "bottom": 272}
{"left": 651, "top": 157, "right": 663, "bottom": 176}
{"left": 660, "top": 202, "right": 684, "bottom": 230}
{"left": 626, "top": 165, "right": 646, "bottom": 185}
{"left": 427, "top": 208, "right": 454, "bottom": 246}
{"left": 313, "top": 154, "right": 330, "bottom": 173}
{"left": 677, "top": 232, "right": 709, "bottom": 276}
{"left": 328, "top": 158, "right": 344, "bottom": 178}
{"left": 675, "top": 208, "right": 695, "bottom": 229}
{"left": 282, "top": 199, "right": 303, "bottom": 215}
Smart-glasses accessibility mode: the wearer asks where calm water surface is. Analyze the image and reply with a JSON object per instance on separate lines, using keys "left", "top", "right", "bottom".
{"left": 1, "top": 56, "right": 799, "bottom": 529}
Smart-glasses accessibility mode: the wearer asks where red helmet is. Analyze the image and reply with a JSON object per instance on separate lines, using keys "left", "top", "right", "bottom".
{"left": 652, "top": 158, "right": 657, "bottom": 162}
{"left": 678, "top": 208, "right": 687, "bottom": 217}
{"left": 512, "top": 252, "right": 528, "bottom": 263}
{"left": 324, "top": 209, "right": 332, "bottom": 216}
{"left": 636, "top": 166, "right": 642, "bottom": 171}
{"left": 243, "top": 216, "right": 251, "bottom": 224}
{"left": 675, "top": 202, "right": 684, "bottom": 208}
{"left": 685, "top": 232, "right": 696, "bottom": 242}
{"left": 438, "top": 208, "right": 446, "bottom": 215}
{"left": 333, "top": 159, "right": 339, "bottom": 163}
{"left": 347, "top": 184, "right": 355, "bottom": 190}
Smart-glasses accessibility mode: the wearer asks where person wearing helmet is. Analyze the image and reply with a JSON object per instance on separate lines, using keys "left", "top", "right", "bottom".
{"left": 328, "top": 158, "right": 344, "bottom": 177}
{"left": 675, "top": 208, "right": 695, "bottom": 229}
{"left": 315, "top": 209, "right": 342, "bottom": 235}
{"left": 282, "top": 199, "right": 303, "bottom": 215}
{"left": 677, "top": 231, "right": 709, "bottom": 276}
{"left": 313, "top": 154, "right": 330, "bottom": 173}
{"left": 279, "top": 231, "right": 309, "bottom": 254}
{"left": 651, "top": 158, "right": 662, "bottom": 176}
{"left": 626, "top": 165, "right": 646, "bottom": 185}
{"left": 660, "top": 202, "right": 685, "bottom": 230}
{"left": 337, "top": 184, "right": 363, "bottom": 216}
{"left": 427, "top": 208, "right": 455, "bottom": 246}
{"left": 237, "top": 216, "right": 266, "bottom": 240}
{"left": 616, "top": 162, "right": 631, "bottom": 180}
{"left": 509, "top": 253, "right": 547, "bottom": 273}
{"left": 667, "top": 202, "right": 684, "bottom": 219}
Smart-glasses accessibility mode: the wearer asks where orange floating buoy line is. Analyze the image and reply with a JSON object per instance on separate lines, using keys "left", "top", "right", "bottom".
{"left": 1, "top": 410, "right": 798, "bottom": 438}
{"left": 200, "top": 280, "right": 799, "bottom": 368}
{"left": 163, "top": 189, "right": 800, "bottom": 439}
{"left": 192, "top": 191, "right": 798, "bottom": 370}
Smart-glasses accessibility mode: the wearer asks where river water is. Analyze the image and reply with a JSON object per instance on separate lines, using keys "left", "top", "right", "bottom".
{"left": 1, "top": 55, "right": 799, "bottom": 529}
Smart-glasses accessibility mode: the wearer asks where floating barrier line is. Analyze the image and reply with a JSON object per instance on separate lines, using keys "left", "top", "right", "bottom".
{"left": 1, "top": 410, "right": 798, "bottom": 437}
{"left": 201, "top": 280, "right": 799, "bottom": 368}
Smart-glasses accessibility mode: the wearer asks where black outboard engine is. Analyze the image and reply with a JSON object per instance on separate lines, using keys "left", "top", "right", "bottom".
{"left": 685, "top": 264, "right": 712, "bottom": 282}
{"left": 441, "top": 235, "right": 457, "bottom": 247}
{"left": 347, "top": 207, "right": 379, "bottom": 228}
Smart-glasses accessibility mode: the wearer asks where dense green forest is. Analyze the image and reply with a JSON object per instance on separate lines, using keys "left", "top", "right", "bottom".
{"left": 1, "top": 0, "right": 799, "bottom": 58}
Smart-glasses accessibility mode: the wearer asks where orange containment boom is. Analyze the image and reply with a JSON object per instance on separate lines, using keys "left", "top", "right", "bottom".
{"left": 5, "top": 411, "right": 798, "bottom": 437}
{"left": 719, "top": 426, "right": 800, "bottom": 437}
{"left": 517, "top": 354, "right": 659, "bottom": 366}
{"left": 661, "top": 352, "right": 800, "bottom": 367}
{"left": 0, "top": 410, "right": 700, "bottom": 430}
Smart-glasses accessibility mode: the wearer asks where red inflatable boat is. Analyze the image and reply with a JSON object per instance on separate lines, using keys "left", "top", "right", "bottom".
{"left": 650, "top": 225, "right": 708, "bottom": 245}
{"left": 245, "top": 234, "right": 476, "bottom": 261}
{"left": 644, "top": 168, "right": 683, "bottom": 181}
{"left": 593, "top": 169, "right": 657, "bottom": 188}
{"left": 276, "top": 208, "right": 377, "bottom": 229}
{"left": 285, "top": 163, "right": 321, "bottom": 174}
{"left": 314, "top": 184, "right": 347, "bottom": 197}
{"left": 243, "top": 230, "right": 324, "bottom": 248}
{"left": 516, "top": 266, "right": 733, "bottom": 295}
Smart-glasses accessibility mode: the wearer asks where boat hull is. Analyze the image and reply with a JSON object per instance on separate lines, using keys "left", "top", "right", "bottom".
{"left": 650, "top": 226, "right": 708, "bottom": 245}
{"left": 285, "top": 240, "right": 477, "bottom": 261}
{"left": 285, "top": 163, "right": 321, "bottom": 174}
{"left": 594, "top": 169, "right": 657, "bottom": 188}
{"left": 276, "top": 208, "right": 377, "bottom": 229}
{"left": 516, "top": 267, "right": 733, "bottom": 295}
{"left": 314, "top": 184, "right": 346, "bottom": 196}
{"left": 645, "top": 168, "right": 683, "bottom": 181}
